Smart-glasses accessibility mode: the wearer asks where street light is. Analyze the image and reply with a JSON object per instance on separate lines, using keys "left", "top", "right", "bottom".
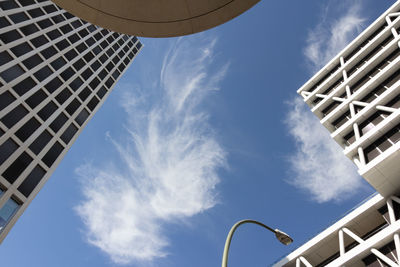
{"left": 222, "top": 219, "right": 293, "bottom": 267}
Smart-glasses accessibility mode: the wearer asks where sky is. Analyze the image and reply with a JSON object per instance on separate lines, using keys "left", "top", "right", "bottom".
{"left": 0, "top": 0, "right": 397, "bottom": 266}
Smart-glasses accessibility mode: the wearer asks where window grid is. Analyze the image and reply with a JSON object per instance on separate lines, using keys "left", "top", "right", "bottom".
{"left": 297, "top": 6, "right": 400, "bottom": 171}
{"left": 0, "top": 0, "right": 142, "bottom": 242}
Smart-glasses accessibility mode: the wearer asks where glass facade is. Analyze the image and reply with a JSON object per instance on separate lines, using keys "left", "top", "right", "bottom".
{"left": 0, "top": 0, "right": 142, "bottom": 242}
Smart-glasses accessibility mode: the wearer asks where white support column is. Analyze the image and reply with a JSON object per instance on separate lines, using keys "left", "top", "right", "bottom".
{"left": 357, "top": 146, "right": 366, "bottom": 165}
{"left": 299, "top": 256, "right": 313, "bottom": 267}
{"left": 339, "top": 229, "right": 345, "bottom": 256}
{"left": 387, "top": 198, "right": 396, "bottom": 224}
{"left": 376, "top": 105, "right": 397, "bottom": 113}
{"left": 386, "top": 16, "right": 392, "bottom": 25}
{"left": 394, "top": 233, "right": 400, "bottom": 264}
{"left": 296, "top": 258, "right": 301, "bottom": 267}
{"left": 342, "top": 228, "right": 364, "bottom": 244}
{"left": 371, "top": 248, "right": 398, "bottom": 267}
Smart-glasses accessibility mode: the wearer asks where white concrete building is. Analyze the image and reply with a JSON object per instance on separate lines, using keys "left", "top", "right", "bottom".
{"left": 0, "top": 0, "right": 141, "bottom": 242}
{"left": 275, "top": 1, "right": 400, "bottom": 266}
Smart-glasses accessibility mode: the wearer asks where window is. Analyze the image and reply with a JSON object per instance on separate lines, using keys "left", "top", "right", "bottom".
{"left": 0, "top": 138, "right": 18, "bottom": 165}
{"left": 13, "top": 77, "right": 37, "bottom": 96}
{"left": 41, "top": 46, "right": 57, "bottom": 59}
{"left": 49, "top": 113, "right": 68, "bottom": 133}
{"left": 23, "top": 54, "right": 43, "bottom": 69}
{"left": 83, "top": 52, "right": 94, "bottom": 63}
{"left": 106, "top": 62, "right": 114, "bottom": 72}
{"left": 2, "top": 152, "right": 33, "bottom": 183}
{"left": 31, "top": 35, "right": 48, "bottom": 48}
{"left": 87, "top": 96, "right": 99, "bottom": 111}
{"left": 60, "top": 67, "right": 75, "bottom": 81}
{"left": 91, "top": 60, "right": 101, "bottom": 71}
{"left": 68, "top": 34, "right": 79, "bottom": 44}
{"left": 75, "top": 109, "right": 89, "bottom": 126}
{"left": 89, "top": 78, "right": 100, "bottom": 90}
{"left": 42, "top": 141, "right": 64, "bottom": 167}
{"left": 106, "top": 49, "right": 113, "bottom": 57}
{"left": 0, "top": 197, "right": 21, "bottom": 233}
{"left": 76, "top": 43, "right": 88, "bottom": 53}
{"left": 112, "top": 56, "right": 119, "bottom": 64}
{"left": 92, "top": 45, "right": 101, "bottom": 55}
{"left": 1, "top": 64, "right": 24, "bottom": 83}
{"left": 66, "top": 99, "right": 80, "bottom": 115}
{"left": 18, "top": 165, "right": 46, "bottom": 197}
{"left": 0, "top": 30, "right": 22, "bottom": 43}
{"left": 118, "top": 63, "right": 125, "bottom": 73}
{"left": 0, "top": 1, "right": 19, "bottom": 10}
{"left": 81, "top": 68, "right": 93, "bottom": 80}
{"left": 37, "top": 19, "right": 53, "bottom": 29}
{"left": 27, "top": 8, "right": 44, "bottom": 18}
{"left": 34, "top": 66, "right": 52, "bottom": 82}
{"left": 94, "top": 33, "right": 102, "bottom": 41}
{"left": 78, "top": 29, "right": 89, "bottom": 38}
{"left": 98, "top": 69, "right": 107, "bottom": 80}
{"left": 11, "top": 42, "right": 32, "bottom": 57}
{"left": 60, "top": 24, "right": 73, "bottom": 34}
{"left": 55, "top": 40, "right": 69, "bottom": 51}
{"left": 0, "top": 91, "right": 16, "bottom": 111}
{"left": 73, "top": 59, "right": 85, "bottom": 71}
{"left": 55, "top": 88, "right": 72, "bottom": 104}
{"left": 50, "top": 57, "right": 67, "bottom": 71}
{"left": 51, "top": 14, "right": 65, "bottom": 24}
{"left": 44, "top": 77, "right": 62, "bottom": 93}
{"left": 65, "top": 49, "right": 78, "bottom": 61}
{"left": 71, "top": 20, "right": 82, "bottom": 29}
{"left": 105, "top": 77, "right": 114, "bottom": 88}
{"left": 15, "top": 117, "right": 41, "bottom": 142}
{"left": 1, "top": 104, "right": 29, "bottom": 128}
{"left": 38, "top": 101, "right": 57, "bottom": 121}
{"left": 0, "top": 17, "right": 11, "bottom": 28}
{"left": 87, "top": 25, "right": 96, "bottom": 32}
{"left": 18, "top": 7, "right": 34, "bottom": 22}
{"left": 43, "top": 4, "right": 57, "bottom": 13}
{"left": 20, "top": 24, "right": 39, "bottom": 36}
{"left": 46, "top": 29, "right": 62, "bottom": 40}
{"left": 112, "top": 70, "right": 120, "bottom": 80}
{"left": 19, "top": 0, "right": 36, "bottom": 6}
{"left": 0, "top": 51, "right": 13, "bottom": 66}
{"left": 96, "top": 86, "right": 107, "bottom": 99}
{"left": 63, "top": 12, "right": 74, "bottom": 20}
{"left": 29, "top": 130, "right": 52, "bottom": 155}
{"left": 26, "top": 89, "right": 47, "bottom": 108}
{"left": 78, "top": 87, "right": 91, "bottom": 102}
{"left": 69, "top": 77, "right": 83, "bottom": 91}
{"left": 61, "top": 123, "right": 78, "bottom": 144}
{"left": 99, "top": 54, "right": 107, "bottom": 63}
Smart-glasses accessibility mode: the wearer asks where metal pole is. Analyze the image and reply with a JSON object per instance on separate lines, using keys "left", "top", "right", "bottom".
{"left": 221, "top": 219, "right": 277, "bottom": 267}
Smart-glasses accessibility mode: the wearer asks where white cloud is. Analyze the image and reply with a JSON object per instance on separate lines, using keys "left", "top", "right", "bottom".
{"left": 286, "top": 98, "right": 365, "bottom": 203}
{"left": 304, "top": 0, "right": 366, "bottom": 72}
{"left": 287, "top": 0, "right": 368, "bottom": 203}
{"left": 75, "top": 37, "right": 227, "bottom": 264}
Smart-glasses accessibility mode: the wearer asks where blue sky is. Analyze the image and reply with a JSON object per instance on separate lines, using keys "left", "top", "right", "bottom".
{"left": 0, "top": 1, "right": 396, "bottom": 266}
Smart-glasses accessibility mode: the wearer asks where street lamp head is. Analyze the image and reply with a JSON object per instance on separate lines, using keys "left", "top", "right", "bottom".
{"left": 275, "top": 229, "right": 293, "bottom": 245}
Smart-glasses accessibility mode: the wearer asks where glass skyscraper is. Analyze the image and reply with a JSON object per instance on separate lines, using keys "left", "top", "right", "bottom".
{"left": 0, "top": 0, "right": 142, "bottom": 242}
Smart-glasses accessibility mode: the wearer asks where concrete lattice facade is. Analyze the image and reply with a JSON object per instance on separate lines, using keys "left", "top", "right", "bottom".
{"left": 0, "top": 0, "right": 141, "bottom": 243}
{"left": 275, "top": 1, "right": 400, "bottom": 266}
{"left": 298, "top": 0, "right": 400, "bottom": 197}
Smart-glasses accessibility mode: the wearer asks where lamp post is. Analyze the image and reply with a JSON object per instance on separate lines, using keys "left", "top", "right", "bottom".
{"left": 221, "top": 219, "right": 293, "bottom": 267}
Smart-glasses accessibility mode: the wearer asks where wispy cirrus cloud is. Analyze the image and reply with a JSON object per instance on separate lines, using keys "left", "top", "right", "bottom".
{"left": 75, "top": 36, "right": 228, "bottom": 264}
{"left": 304, "top": 0, "right": 366, "bottom": 72}
{"left": 286, "top": 0, "right": 368, "bottom": 203}
{"left": 286, "top": 98, "right": 365, "bottom": 203}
